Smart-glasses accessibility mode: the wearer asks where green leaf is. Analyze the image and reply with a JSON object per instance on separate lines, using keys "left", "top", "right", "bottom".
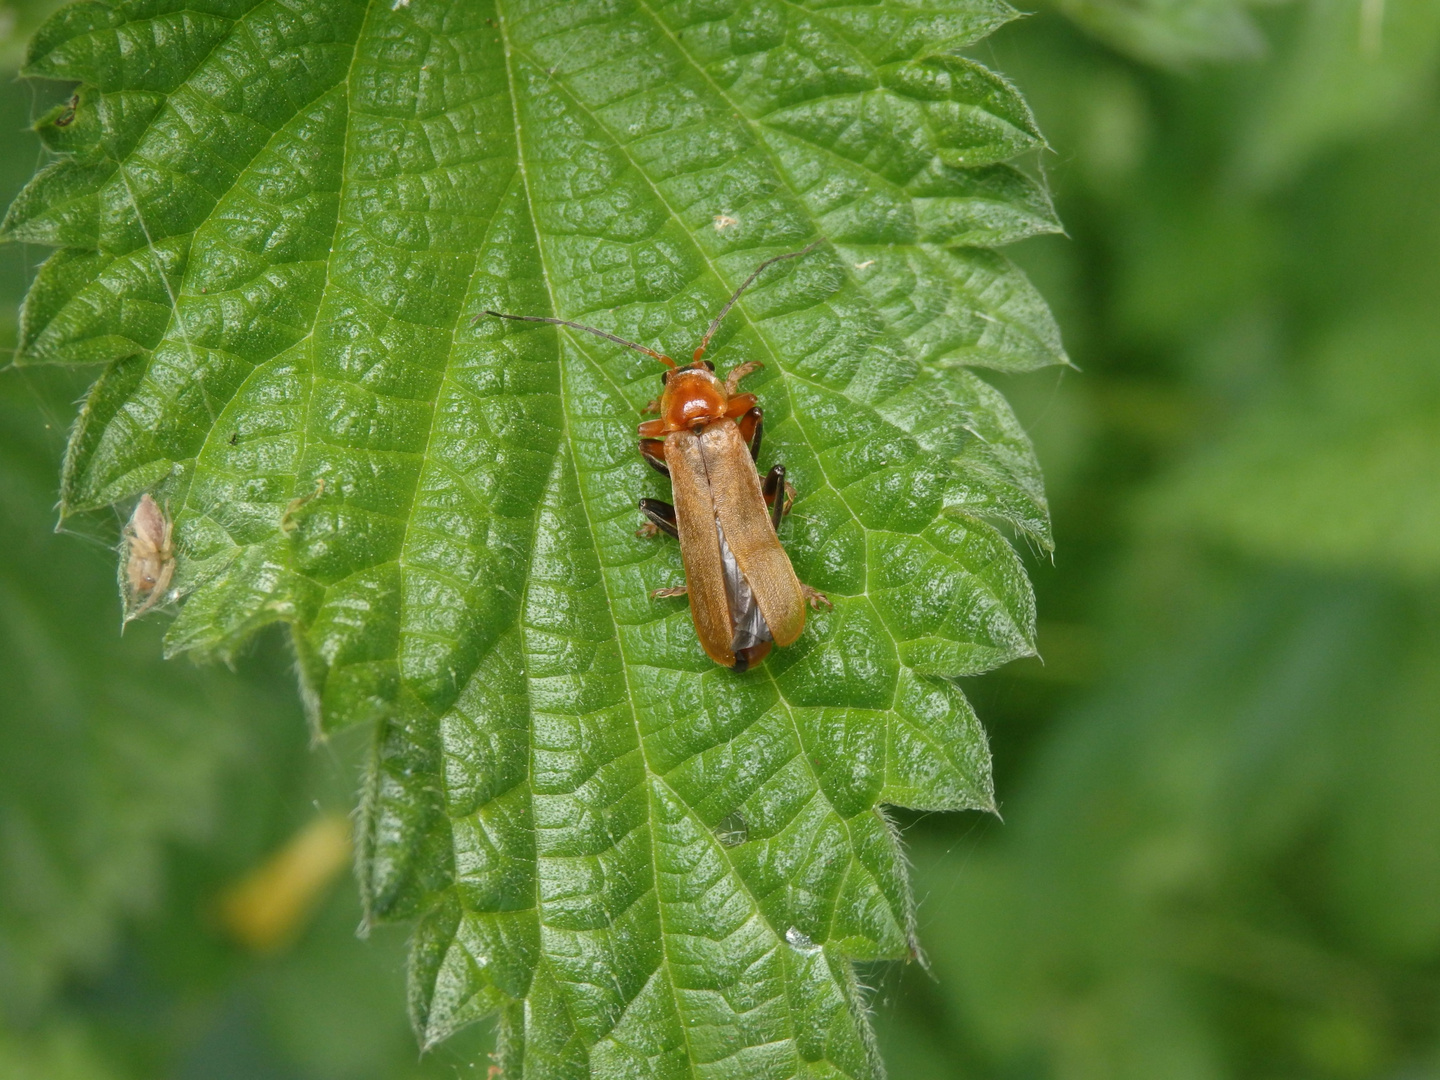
{"left": 5, "top": 0, "right": 1064, "bottom": 1072}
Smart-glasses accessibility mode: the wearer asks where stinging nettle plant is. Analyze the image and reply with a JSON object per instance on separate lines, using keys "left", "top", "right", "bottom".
{"left": 4, "top": 0, "right": 1067, "bottom": 1075}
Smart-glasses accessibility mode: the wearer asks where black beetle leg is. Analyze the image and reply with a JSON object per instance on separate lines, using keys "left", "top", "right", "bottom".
{"left": 736, "top": 406, "right": 764, "bottom": 463}
{"left": 761, "top": 465, "right": 788, "bottom": 532}
{"left": 637, "top": 497, "right": 679, "bottom": 539}
{"left": 639, "top": 438, "right": 670, "bottom": 477}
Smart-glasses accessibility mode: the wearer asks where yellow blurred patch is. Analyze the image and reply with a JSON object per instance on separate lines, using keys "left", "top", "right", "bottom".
{"left": 218, "top": 814, "right": 352, "bottom": 953}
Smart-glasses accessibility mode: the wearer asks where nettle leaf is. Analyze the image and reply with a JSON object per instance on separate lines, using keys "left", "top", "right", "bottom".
{"left": 5, "top": 0, "right": 1065, "bottom": 1073}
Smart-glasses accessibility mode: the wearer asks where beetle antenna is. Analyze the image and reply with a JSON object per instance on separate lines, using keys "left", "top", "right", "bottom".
{"left": 693, "top": 240, "right": 824, "bottom": 363}
{"left": 479, "top": 311, "right": 676, "bottom": 368}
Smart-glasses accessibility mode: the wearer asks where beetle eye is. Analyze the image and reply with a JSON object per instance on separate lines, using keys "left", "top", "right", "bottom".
{"left": 660, "top": 370, "right": 669, "bottom": 384}
{"left": 701, "top": 360, "right": 715, "bottom": 372}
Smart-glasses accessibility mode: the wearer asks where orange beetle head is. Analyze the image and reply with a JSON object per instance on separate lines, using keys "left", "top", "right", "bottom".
{"left": 659, "top": 359, "right": 727, "bottom": 431}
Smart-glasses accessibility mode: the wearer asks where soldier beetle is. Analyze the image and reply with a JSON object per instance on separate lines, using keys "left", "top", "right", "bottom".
{"left": 484, "top": 243, "right": 830, "bottom": 670}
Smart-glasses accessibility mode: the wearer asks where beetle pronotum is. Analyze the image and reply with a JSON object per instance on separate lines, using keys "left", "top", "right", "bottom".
{"left": 484, "top": 243, "right": 830, "bottom": 670}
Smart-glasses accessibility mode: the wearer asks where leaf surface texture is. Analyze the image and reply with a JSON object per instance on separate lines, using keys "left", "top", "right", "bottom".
{"left": 5, "top": 0, "right": 1065, "bottom": 1073}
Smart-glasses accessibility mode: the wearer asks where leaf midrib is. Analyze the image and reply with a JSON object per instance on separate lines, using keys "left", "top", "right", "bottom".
{"left": 498, "top": 8, "right": 913, "bottom": 1056}
{"left": 496, "top": 17, "right": 891, "bottom": 583}
{"left": 494, "top": 8, "right": 670, "bottom": 1061}
{"left": 552, "top": 301, "right": 911, "bottom": 934}
{"left": 502, "top": 0, "right": 1035, "bottom": 611}
{"left": 499, "top": 0, "right": 932, "bottom": 961}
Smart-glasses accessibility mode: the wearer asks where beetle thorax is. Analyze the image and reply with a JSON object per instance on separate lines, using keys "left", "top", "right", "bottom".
{"left": 660, "top": 367, "right": 727, "bottom": 431}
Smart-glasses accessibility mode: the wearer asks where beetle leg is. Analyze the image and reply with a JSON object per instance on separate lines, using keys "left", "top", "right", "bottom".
{"left": 761, "top": 464, "right": 789, "bottom": 532}
{"left": 641, "top": 398, "right": 660, "bottom": 415}
{"left": 723, "top": 391, "right": 758, "bottom": 421}
{"left": 761, "top": 466, "right": 795, "bottom": 527}
{"left": 736, "top": 406, "right": 764, "bottom": 462}
{"left": 637, "top": 497, "right": 678, "bottom": 539}
{"left": 725, "top": 360, "right": 764, "bottom": 395}
{"left": 638, "top": 418, "right": 667, "bottom": 439}
{"left": 651, "top": 584, "right": 689, "bottom": 599}
{"left": 639, "top": 438, "right": 670, "bottom": 477}
{"left": 801, "top": 583, "right": 832, "bottom": 610}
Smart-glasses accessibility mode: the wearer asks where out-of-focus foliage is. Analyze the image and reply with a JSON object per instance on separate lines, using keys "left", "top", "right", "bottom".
{"left": 870, "top": 4, "right": 1440, "bottom": 1078}
{"left": 0, "top": 0, "right": 66, "bottom": 70}
{"left": 2, "top": 0, "right": 1437, "bottom": 1076}
{"left": 1236, "top": 0, "right": 1440, "bottom": 187}
{"left": 1053, "top": 0, "right": 1267, "bottom": 68}
{"left": 0, "top": 1023, "right": 122, "bottom": 1080}
{"left": 0, "top": 359, "right": 272, "bottom": 1015}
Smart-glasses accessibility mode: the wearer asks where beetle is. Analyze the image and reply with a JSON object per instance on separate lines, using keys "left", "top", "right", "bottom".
{"left": 483, "top": 243, "right": 830, "bottom": 670}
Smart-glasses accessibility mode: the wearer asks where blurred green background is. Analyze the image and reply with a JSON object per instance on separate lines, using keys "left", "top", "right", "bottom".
{"left": 2, "top": 0, "right": 1437, "bottom": 1076}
